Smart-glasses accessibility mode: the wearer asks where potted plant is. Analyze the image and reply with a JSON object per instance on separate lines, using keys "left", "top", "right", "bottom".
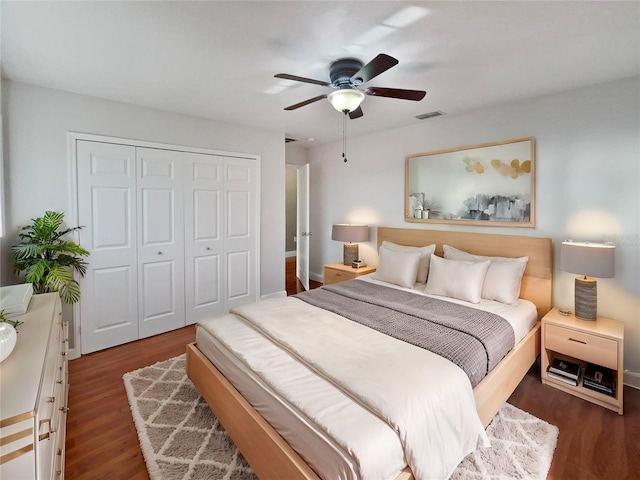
{"left": 12, "top": 211, "right": 90, "bottom": 304}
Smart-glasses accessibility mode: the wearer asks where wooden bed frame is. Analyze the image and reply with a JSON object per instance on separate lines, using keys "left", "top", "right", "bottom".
{"left": 187, "top": 227, "right": 553, "bottom": 480}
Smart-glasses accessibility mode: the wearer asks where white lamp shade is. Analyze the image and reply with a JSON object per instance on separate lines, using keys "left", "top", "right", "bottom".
{"left": 561, "top": 241, "right": 615, "bottom": 278}
{"left": 331, "top": 224, "right": 369, "bottom": 243}
{"left": 327, "top": 89, "right": 365, "bottom": 113}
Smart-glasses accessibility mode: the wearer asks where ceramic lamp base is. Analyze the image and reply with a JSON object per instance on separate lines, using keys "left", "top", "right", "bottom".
{"left": 575, "top": 276, "right": 597, "bottom": 320}
{"left": 343, "top": 243, "right": 359, "bottom": 266}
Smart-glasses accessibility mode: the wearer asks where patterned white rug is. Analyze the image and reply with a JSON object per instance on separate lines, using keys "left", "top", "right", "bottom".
{"left": 124, "top": 355, "right": 558, "bottom": 480}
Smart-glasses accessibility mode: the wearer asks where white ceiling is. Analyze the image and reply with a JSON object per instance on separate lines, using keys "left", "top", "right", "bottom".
{"left": 2, "top": 1, "right": 639, "bottom": 146}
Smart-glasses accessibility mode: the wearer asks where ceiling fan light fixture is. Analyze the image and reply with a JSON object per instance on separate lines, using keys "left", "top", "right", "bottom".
{"left": 328, "top": 89, "right": 365, "bottom": 113}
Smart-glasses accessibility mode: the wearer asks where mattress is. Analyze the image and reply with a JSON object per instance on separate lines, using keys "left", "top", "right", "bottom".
{"left": 195, "top": 278, "right": 537, "bottom": 480}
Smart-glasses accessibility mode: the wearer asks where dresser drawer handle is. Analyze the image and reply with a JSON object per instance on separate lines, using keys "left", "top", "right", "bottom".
{"left": 568, "top": 337, "right": 587, "bottom": 345}
{"left": 39, "top": 419, "right": 52, "bottom": 441}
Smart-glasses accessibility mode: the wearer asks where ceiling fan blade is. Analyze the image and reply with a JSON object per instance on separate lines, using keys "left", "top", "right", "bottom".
{"left": 274, "top": 73, "right": 331, "bottom": 87}
{"left": 365, "top": 87, "right": 426, "bottom": 101}
{"left": 284, "top": 94, "right": 328, "bottom": 111}
{"left": 351, "top": 54, "right": 398, "bottom": 84}
{"left": 349, "top": 106, "right": 364, "bottom": 119}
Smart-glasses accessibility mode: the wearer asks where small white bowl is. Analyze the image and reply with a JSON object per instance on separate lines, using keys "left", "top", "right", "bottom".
{"left": 0, "top": 322, "right": 18, "bottom": 362}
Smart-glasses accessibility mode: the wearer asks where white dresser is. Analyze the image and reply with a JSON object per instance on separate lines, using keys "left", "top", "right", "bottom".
{"left": 0, "top": 293, "right": 68, "bottom": 479}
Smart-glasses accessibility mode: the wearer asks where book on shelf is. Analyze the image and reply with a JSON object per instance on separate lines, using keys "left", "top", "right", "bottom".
{"left": 583, "top": 363, "right": 616, "bottom": 397}
{"left": 549, "top": 357, "right": 581, "bottom": 380}
{"left": 583, "top": 379, "right": 615, "bottom": 397}
{"left": 547, "top": 370, "right": 579, "bottom": 386}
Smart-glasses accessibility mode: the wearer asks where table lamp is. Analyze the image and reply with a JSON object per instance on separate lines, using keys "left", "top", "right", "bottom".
{"left": 331, "top": 224, "right": 369, "bottom": 265}
{"left": 560, "top": 240, "right": 615, "bottom": 320}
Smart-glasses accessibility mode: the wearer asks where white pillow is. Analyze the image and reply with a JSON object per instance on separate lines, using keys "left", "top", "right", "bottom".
{"left": 374, "top": 246, "right": 422, "bottom": 288}
{"left": 443, "top": 245, "right": 528, "bottom": 304}
{"left": 424, "top": 255, "right": 490, "bottom": 304}
{"left": 380, "top": 241, "right": 436, "bottom": 283}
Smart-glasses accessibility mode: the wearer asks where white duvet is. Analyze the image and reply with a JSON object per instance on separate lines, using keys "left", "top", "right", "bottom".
{"left": 220, "top": 297, "right": 490, "bottom": 480}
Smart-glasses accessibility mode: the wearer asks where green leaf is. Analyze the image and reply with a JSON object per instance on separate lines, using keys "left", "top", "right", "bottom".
{"left": 11, "top": 211, "right": 90, "bottom": 304}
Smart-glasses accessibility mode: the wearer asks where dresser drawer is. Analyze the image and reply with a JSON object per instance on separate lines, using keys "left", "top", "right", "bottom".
{"left": 545, "top": 323, "right": 618, "bottom": 370}
{"left": 324, "top": 268, "right": 356, "bottom": 285}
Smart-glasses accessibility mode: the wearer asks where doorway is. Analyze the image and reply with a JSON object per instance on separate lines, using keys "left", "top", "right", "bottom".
{"left": 285, "top": 163, "right": 310, "bottom": 291}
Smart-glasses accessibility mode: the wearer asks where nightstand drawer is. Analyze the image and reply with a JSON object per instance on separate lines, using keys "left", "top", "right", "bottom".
{"left": 545, "top": 324, "right": 618, "bottom": 369}
{"left": 324, "top": 268, "right": 356, "bottom": 284}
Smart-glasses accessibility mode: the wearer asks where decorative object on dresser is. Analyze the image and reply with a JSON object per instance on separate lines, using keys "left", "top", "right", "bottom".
{"left": 323, "top": 262, "right": 376, "bottom": 285}
{"left": 541, "top": 307, "right": 623, "bottom": 414}
{"left": 331, "top": 224, "right": 369, "bottom": 265}
{"left": 0, "top": 293, "right": 68, "bottom": 479}
{"left": 0, "top": 321, "right": 18, "bottom": 362}
{"left": 0, "top": 283, "right": 34, "bottom": 320}
{"left": 560, "top": 240, "right": 615, "bottom": 320}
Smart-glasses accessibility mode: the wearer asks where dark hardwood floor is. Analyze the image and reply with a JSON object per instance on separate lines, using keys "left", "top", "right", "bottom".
{"left": 285, "top": 256, "right": 322, "bottom": 295}
{"left": 65, "top": 261, "right": 639, "bottom": 479}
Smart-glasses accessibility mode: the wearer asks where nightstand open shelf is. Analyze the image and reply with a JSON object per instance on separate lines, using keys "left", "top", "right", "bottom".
{"left": 544, "top": 352, "right": 620, "bottom": 408}
{"left": 541, "top": 308, "right": 624, "bottom": 414}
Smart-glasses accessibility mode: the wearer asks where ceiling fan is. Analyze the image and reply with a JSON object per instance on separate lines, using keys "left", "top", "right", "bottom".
{"left": 275, "top": 53, "right": 426, "bottom": 119}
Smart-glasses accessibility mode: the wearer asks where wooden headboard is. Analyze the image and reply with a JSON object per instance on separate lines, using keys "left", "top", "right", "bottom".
{"left": 377, "top": 227, "right": 553, "bottom": 317}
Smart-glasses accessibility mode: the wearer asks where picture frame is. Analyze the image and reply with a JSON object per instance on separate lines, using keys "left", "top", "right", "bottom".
{"left": 405, "top": 137, "right": 535, "bottom": 227}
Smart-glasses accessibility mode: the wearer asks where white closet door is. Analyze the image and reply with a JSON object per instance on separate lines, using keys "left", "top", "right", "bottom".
{"left": 77, "top": 141, "right": 139, "bottom": 354}
{"left": 224, "top": 157, "right": 258, "bottom": 310}
{"left": 183, "top": 152, "right": 224, "bottom": 324}
{"left": 136, "top": 147, "right": 185, "bottom": 338}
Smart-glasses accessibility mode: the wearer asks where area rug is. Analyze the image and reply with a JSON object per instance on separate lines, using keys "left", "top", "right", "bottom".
{"left": 124, "top": 355, "right": 558, "bottom": 480}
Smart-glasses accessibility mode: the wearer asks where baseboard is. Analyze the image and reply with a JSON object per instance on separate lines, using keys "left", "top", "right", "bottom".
{"left": 285, "top": 251, "right": 296, "bottom": 258}
{"left": 310, "top": 271, "right": 323, "bottom": 284}
{"left": 261, "top": 290, "right": 287, "bottom": 300}
{"left": 624, "top": 370, "right": 640, "bottom": 390}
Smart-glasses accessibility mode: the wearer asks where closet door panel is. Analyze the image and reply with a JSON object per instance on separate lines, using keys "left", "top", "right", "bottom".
{"left": 224, "top": 158, "right": 257, "bottom": 310}
{"left": 184, "top": 153, "right": 224, "bottom": 323}
{"left": 137, "top": 148, "right": 185, "bottom": 338}
{"left": 76, "top": 137, "right": 259, "bottom": 352}
{"left": 227, "top": 250, "right": 250, "bottom": 299}
{"left": 77, "top": 141, "right": 138, "bottom": 354}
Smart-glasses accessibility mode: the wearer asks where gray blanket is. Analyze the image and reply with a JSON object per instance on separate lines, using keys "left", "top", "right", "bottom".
{"left": 294, "top": 280, "right": 515, "bottom": 386}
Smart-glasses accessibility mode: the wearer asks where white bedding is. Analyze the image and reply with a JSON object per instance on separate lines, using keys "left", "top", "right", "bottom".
{"left": 197, "top": 313, "right": 407, "bottom": 480}
{"left": 196, "top": 278, "right": 538, "bottom": 480}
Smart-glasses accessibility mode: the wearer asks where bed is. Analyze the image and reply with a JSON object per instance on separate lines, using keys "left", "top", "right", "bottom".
{"left": 186, "top": 227, "right": 553, "bottom": 480}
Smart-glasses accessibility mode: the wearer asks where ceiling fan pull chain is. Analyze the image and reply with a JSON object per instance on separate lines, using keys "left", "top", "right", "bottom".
{"left": 343, "top": 111, "right": 348, "bottom": 163}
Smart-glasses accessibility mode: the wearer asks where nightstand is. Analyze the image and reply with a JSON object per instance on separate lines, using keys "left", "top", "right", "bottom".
{"left": 323, "top": 263, "right": 376, "bottom": 285}
{"left": 541, "top": 307, "right": 624, "bottom": 414}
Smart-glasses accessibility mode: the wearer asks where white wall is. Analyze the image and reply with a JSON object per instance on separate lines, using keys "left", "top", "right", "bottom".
{"left": 307, "top": 76, "right": 640, "bottom": 385}
{"left": 1, "top": 80, "right": 287, "bottom": 343}
{"left": 285, "top": 142, "right": 308, "bottom": 166}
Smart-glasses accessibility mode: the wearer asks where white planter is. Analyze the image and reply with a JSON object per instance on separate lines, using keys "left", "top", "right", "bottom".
{"left": 0, "top": 322, "right": 17, "bottom": 362}
{"left": 414, "top": 209, "right": 423, "bottom": 218}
